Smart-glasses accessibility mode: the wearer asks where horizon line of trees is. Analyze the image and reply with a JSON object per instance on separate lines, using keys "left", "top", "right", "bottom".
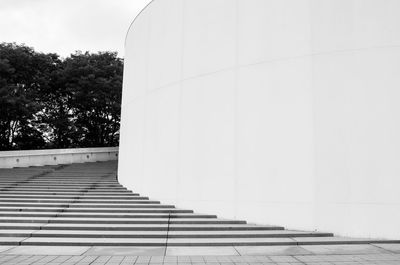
{"left": 0, "top": 42, "right": 123, "bottom": 151}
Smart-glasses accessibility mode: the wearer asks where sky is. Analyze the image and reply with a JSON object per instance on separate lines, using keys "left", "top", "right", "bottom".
{"left": 0, "top": 0, "right": 151, "bottom": 58}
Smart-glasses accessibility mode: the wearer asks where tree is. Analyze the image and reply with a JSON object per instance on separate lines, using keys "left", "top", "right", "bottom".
{"left": 62, "top": 51, "right": 123, "bottom": 147}
{"left": 0, "top": 43, "right": 53, "bottom": 150}
{"left": 36, "top": 54, "right": 75, "bottom": 148}
{"left": 0, "top": 43, "right": 123, "bottom": 150}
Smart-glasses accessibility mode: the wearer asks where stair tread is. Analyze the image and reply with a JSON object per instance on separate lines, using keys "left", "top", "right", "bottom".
{"left": 22, "top": 237, "right": 167, "bottom": 244}
{"left": 0, "top": 212, "right": 215, "bottom": 218}
{"left": 0, "top": 230, "right": 331, "bottom": 237}
{"left": 0, "top": 160, "right": 355, "bottom": 247}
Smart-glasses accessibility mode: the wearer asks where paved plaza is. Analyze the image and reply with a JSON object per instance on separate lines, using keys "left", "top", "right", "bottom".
{"left": 1, "top": 245, "right": 400, "bottom": 264}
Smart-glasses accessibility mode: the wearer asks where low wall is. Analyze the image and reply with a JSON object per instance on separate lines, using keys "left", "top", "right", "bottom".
{"left": 0, "top": 147, "right": 119, "bottom": 168}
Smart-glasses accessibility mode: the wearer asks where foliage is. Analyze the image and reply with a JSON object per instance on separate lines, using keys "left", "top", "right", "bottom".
{"left": 0, "top": 43, "right": 123, "bottom": 150}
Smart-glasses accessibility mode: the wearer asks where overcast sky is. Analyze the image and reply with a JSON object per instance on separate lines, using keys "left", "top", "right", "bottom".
{"left": 0, "top": 0, "right": 150, "bottom": 58}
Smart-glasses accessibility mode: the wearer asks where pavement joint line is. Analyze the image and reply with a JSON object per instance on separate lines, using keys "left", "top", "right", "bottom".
{"left": 371, "top": 243, "right": 397, "bottom": 254}
{"left": 291, "top": 254, "right": 307, "bottom": 265}
{"left": 81, "top": 246, "right": 93, "bottom": 256}
{"left": 164, "top": 213, "right": 171, "bottom": 255}
{"left": 18, "top": 236, "right": 31, "bottom": 246}
{"left": 87, "top": 255, "right": 101, "bottom": 265}
{"left": 232, "top": 246, "right": 241, "bottom": 256}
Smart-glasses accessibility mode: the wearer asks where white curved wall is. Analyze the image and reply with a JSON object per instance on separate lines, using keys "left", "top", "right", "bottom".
{"left": 119, "top": 0, "right": 400, "bottom": 239}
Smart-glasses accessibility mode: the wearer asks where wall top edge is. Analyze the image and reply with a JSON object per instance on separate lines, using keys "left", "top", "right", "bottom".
{"left": 124, "top": 0, "right": 154, "bottom": 48}
{"left": 0, "top": 147, "right": 119, "bottom": 158}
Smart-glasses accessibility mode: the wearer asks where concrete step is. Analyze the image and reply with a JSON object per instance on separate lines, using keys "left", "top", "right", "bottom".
{"left": 166, "top": 230, "right": 334, "bottom": 238}
{"left": 3, "top": 177, "right": 115, "bottom": 179}
{"left": 62, "top": 208, "right": 191, "bottom": 213}
{"left": 0, "top": 180, "right": 117, "bottom": 183}
{"left": 0, "top": 230, "right": 333, "bottom": 239}
{"left": 19, "top": 236, "right": 385, "bottom": 246}
{"left": 0, "top": 191, "right": 138, "bottom": 195}
{"left": 0, "top": 178, "right": 118, "bottom": 181}
{"left": 21, "top": 237, "right": 166, "bottom": 246}
{"left": 0, "top": 186, "right": 130, "bottom": 193}
{"left": 0, "top": 182, "right": 122, "bottom": 185}
{"left": 165, "top": 238, "right": 295, "bottom": 246}
{"left": 0, "top": 198, "right": 152, "bottom": 203}
{"left": 0, "top": 237, "right": 26, "bottom": 245}
{"left": 17, "top": 237, "right": 348, "bottom": 247}
{"left": 0, "top": 217, "right": 246, "bottom": 224}
{"left": 0, "top": 203, "right": 173, "bottom": 208}
{"left": 2, "top": 160, "right": 377, "bottom": 247}
{"left": 0, "top": 186, "right": 127, "bottom": 190}
{"left": 0, "top": 212, "right": 217, "bottom": 219}
{"left": 0, "top": 183, "right": 120, "bottom": 186}
{"left": 0, "top": 195, "right": 145, "bottom": 199}
{"left": 17, "top": 237, "right": 385, "bottom": 246}
{"left": 0, "top": 223, "right": 284, "bottom": 231}
{"left": 0, "top": 207, "right": 189, "bottom": 213}
{"left": 167, "top": 224, "right": 284, "bottom": 231}
{"left": 291, "top": 236, "right": 400, "bottom": 245}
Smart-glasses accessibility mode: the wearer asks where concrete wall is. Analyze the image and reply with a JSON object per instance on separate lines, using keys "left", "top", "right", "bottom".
{"left": 119, "top": 0, "right": 400, "bottom": 239}
{"left": 0, "top": 147, "right": 119, "bottom": 168}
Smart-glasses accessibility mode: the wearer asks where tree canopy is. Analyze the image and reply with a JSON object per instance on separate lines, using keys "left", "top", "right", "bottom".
{"left": 0, "top": 43, "right": 123, "bottom": 151}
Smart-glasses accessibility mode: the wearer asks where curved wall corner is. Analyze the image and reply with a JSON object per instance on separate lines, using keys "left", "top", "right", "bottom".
{"left": 119, "top": 0, "right": 400, "bottom": 239}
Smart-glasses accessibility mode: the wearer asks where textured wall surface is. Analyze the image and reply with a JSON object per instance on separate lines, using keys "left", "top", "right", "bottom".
{"left": 119, "top": 0, "right": 400, "bottom": 239}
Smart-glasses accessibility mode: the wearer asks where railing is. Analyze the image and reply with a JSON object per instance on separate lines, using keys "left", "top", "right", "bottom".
{"left": 0, "top": 147, "right": 118, "bottom": 168}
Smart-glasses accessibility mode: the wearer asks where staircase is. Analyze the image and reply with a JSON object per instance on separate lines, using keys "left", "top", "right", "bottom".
{"left": 0, "top": 161, "right": 394, "bottom": 247}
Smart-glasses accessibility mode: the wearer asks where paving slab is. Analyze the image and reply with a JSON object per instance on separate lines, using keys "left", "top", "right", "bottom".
{"left": 234, "top": 245, "right": 313, "bottom": 255}
{"left": 166, "top": 247, "right": 239, "bottom": 256}
{"left": 301, "top": 243, "right": 390, "bottom": 254}
{"left": 2, "top": 245, "right": 90, "bottom": 255}
{"left": 84, "top": 246, "right": 166, "bottom": 256}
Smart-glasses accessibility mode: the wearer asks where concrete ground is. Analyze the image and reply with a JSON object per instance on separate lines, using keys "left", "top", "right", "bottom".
{"left": 1, "top": 244, "right": 400, "bottom": 264}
